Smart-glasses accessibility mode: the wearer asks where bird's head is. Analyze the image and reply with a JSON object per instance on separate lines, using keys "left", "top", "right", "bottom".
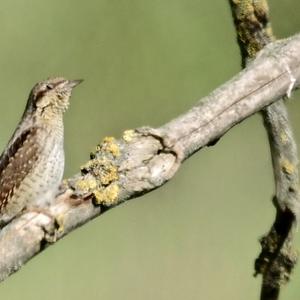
{"left": 26, "top": 77, "right": 83, "bottom": 118}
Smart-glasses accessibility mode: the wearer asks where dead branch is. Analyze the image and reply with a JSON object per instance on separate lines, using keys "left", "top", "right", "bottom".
{"left": 1, "top": 33, "right": 300, "bottom": 283}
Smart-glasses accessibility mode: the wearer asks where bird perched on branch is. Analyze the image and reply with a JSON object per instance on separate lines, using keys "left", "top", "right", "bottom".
{"left": 0, "top": 77, "right": 82, "bottom": 227}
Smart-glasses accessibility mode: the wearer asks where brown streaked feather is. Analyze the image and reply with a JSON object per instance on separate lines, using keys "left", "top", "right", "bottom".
{"left": 0, "top": 128, "right": 39, "bottom": 212}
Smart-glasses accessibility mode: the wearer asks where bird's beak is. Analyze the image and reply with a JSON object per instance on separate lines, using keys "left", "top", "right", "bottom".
{"left": 67, "top": 79, "right": 84, "bottom": 89}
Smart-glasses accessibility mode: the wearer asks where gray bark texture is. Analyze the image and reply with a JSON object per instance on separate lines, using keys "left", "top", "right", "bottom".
{"left": 229, "top": 1, "right": 300, "bottom": 299}
{"left": 1, "top": 33, "right": 300, "bottom": 283}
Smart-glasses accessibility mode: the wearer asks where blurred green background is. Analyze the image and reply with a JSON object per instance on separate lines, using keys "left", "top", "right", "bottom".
{"left": 0, "top": 1, "right": 299, "bottom": 299}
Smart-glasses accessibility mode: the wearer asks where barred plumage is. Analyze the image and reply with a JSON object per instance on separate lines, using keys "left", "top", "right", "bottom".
{"left": 0, "top": 77, "right": 82, "bottom": 226}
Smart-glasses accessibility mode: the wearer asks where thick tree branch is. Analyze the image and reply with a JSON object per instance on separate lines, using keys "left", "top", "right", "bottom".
{"left": 229, "top": 2, "right": 300, "bottom": 300}
{"left": 1, "top": 33, "right": 300, "bottom": 282}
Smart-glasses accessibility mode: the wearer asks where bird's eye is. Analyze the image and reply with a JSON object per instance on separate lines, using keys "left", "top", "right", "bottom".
{"left": 46, "top": 84, "right": 53, "bottom": 90}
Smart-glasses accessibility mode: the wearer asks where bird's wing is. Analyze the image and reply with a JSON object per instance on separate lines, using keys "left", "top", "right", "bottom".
{"left": 0, "top": 127, "right": 39, "bottom": 212}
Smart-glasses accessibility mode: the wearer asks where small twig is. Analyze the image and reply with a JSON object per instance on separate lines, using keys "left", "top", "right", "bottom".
{"left": 229, "top": 1, "right": 300, "bottom": 299}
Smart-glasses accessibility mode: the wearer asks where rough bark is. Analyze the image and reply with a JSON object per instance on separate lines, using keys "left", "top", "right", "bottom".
{"left": 229, "top": 2, "right": 300, "bottom": 299}
{"left": 1, "top": 33, "right": 300, "bottom": 284}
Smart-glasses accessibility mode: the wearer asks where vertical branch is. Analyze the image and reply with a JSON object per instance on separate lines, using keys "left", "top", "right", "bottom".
{"left": 229, "top": 1, "right": 300, "bottom": 300}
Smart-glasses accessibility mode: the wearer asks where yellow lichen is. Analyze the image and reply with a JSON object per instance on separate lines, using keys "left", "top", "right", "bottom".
{"left": 280, "top": 132, "right": 288, "bottom": 144}
{"left": 93, "top": 184, "right": 120, "bottom": 206}
{"left": 101, "top": 136, "right": 120, "bottom": 157}
{"left": 281, "top": 159, "right": 295, "bottom": 175}
{"left": 107, "top": 142, "right": 120, "bottom": 157}
{"left": 75, "top": 177, "right": 98, "bottom": 192}
{"left": 100, "top": 164, "right": 119, "bottom": 185}
{"left": 81, "top": 158, "right": 105, "bottom": 171}
{"left": 80, "top": 160, "right": 94, "bottom": 171}
{"left": 55, "top": 214, "right": 65, "bottom": 233}
{"left": 123, "top": 129, "right": 135, "bottom": 142}
{"left": 102, "top": 136, "right": 113, "bottom": 142}
{"left": 80, "top": 156, "right": 119, "bottom": 186}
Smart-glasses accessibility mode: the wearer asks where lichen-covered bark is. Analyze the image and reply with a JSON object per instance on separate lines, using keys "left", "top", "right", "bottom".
{"left": 1, "top": 34, "right": 300, "bottom": 282}
{"left": 229, "top": 2, "right": 300, "bottom": 299}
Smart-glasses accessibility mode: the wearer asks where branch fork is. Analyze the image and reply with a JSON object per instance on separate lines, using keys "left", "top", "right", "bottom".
{"left": 1, "top": 33, "right": 300, "bottom": 286}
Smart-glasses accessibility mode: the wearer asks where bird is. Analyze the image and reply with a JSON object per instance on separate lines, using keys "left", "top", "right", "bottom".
{"left": 0, "top": 77, "right": 82, "bottom": 227}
